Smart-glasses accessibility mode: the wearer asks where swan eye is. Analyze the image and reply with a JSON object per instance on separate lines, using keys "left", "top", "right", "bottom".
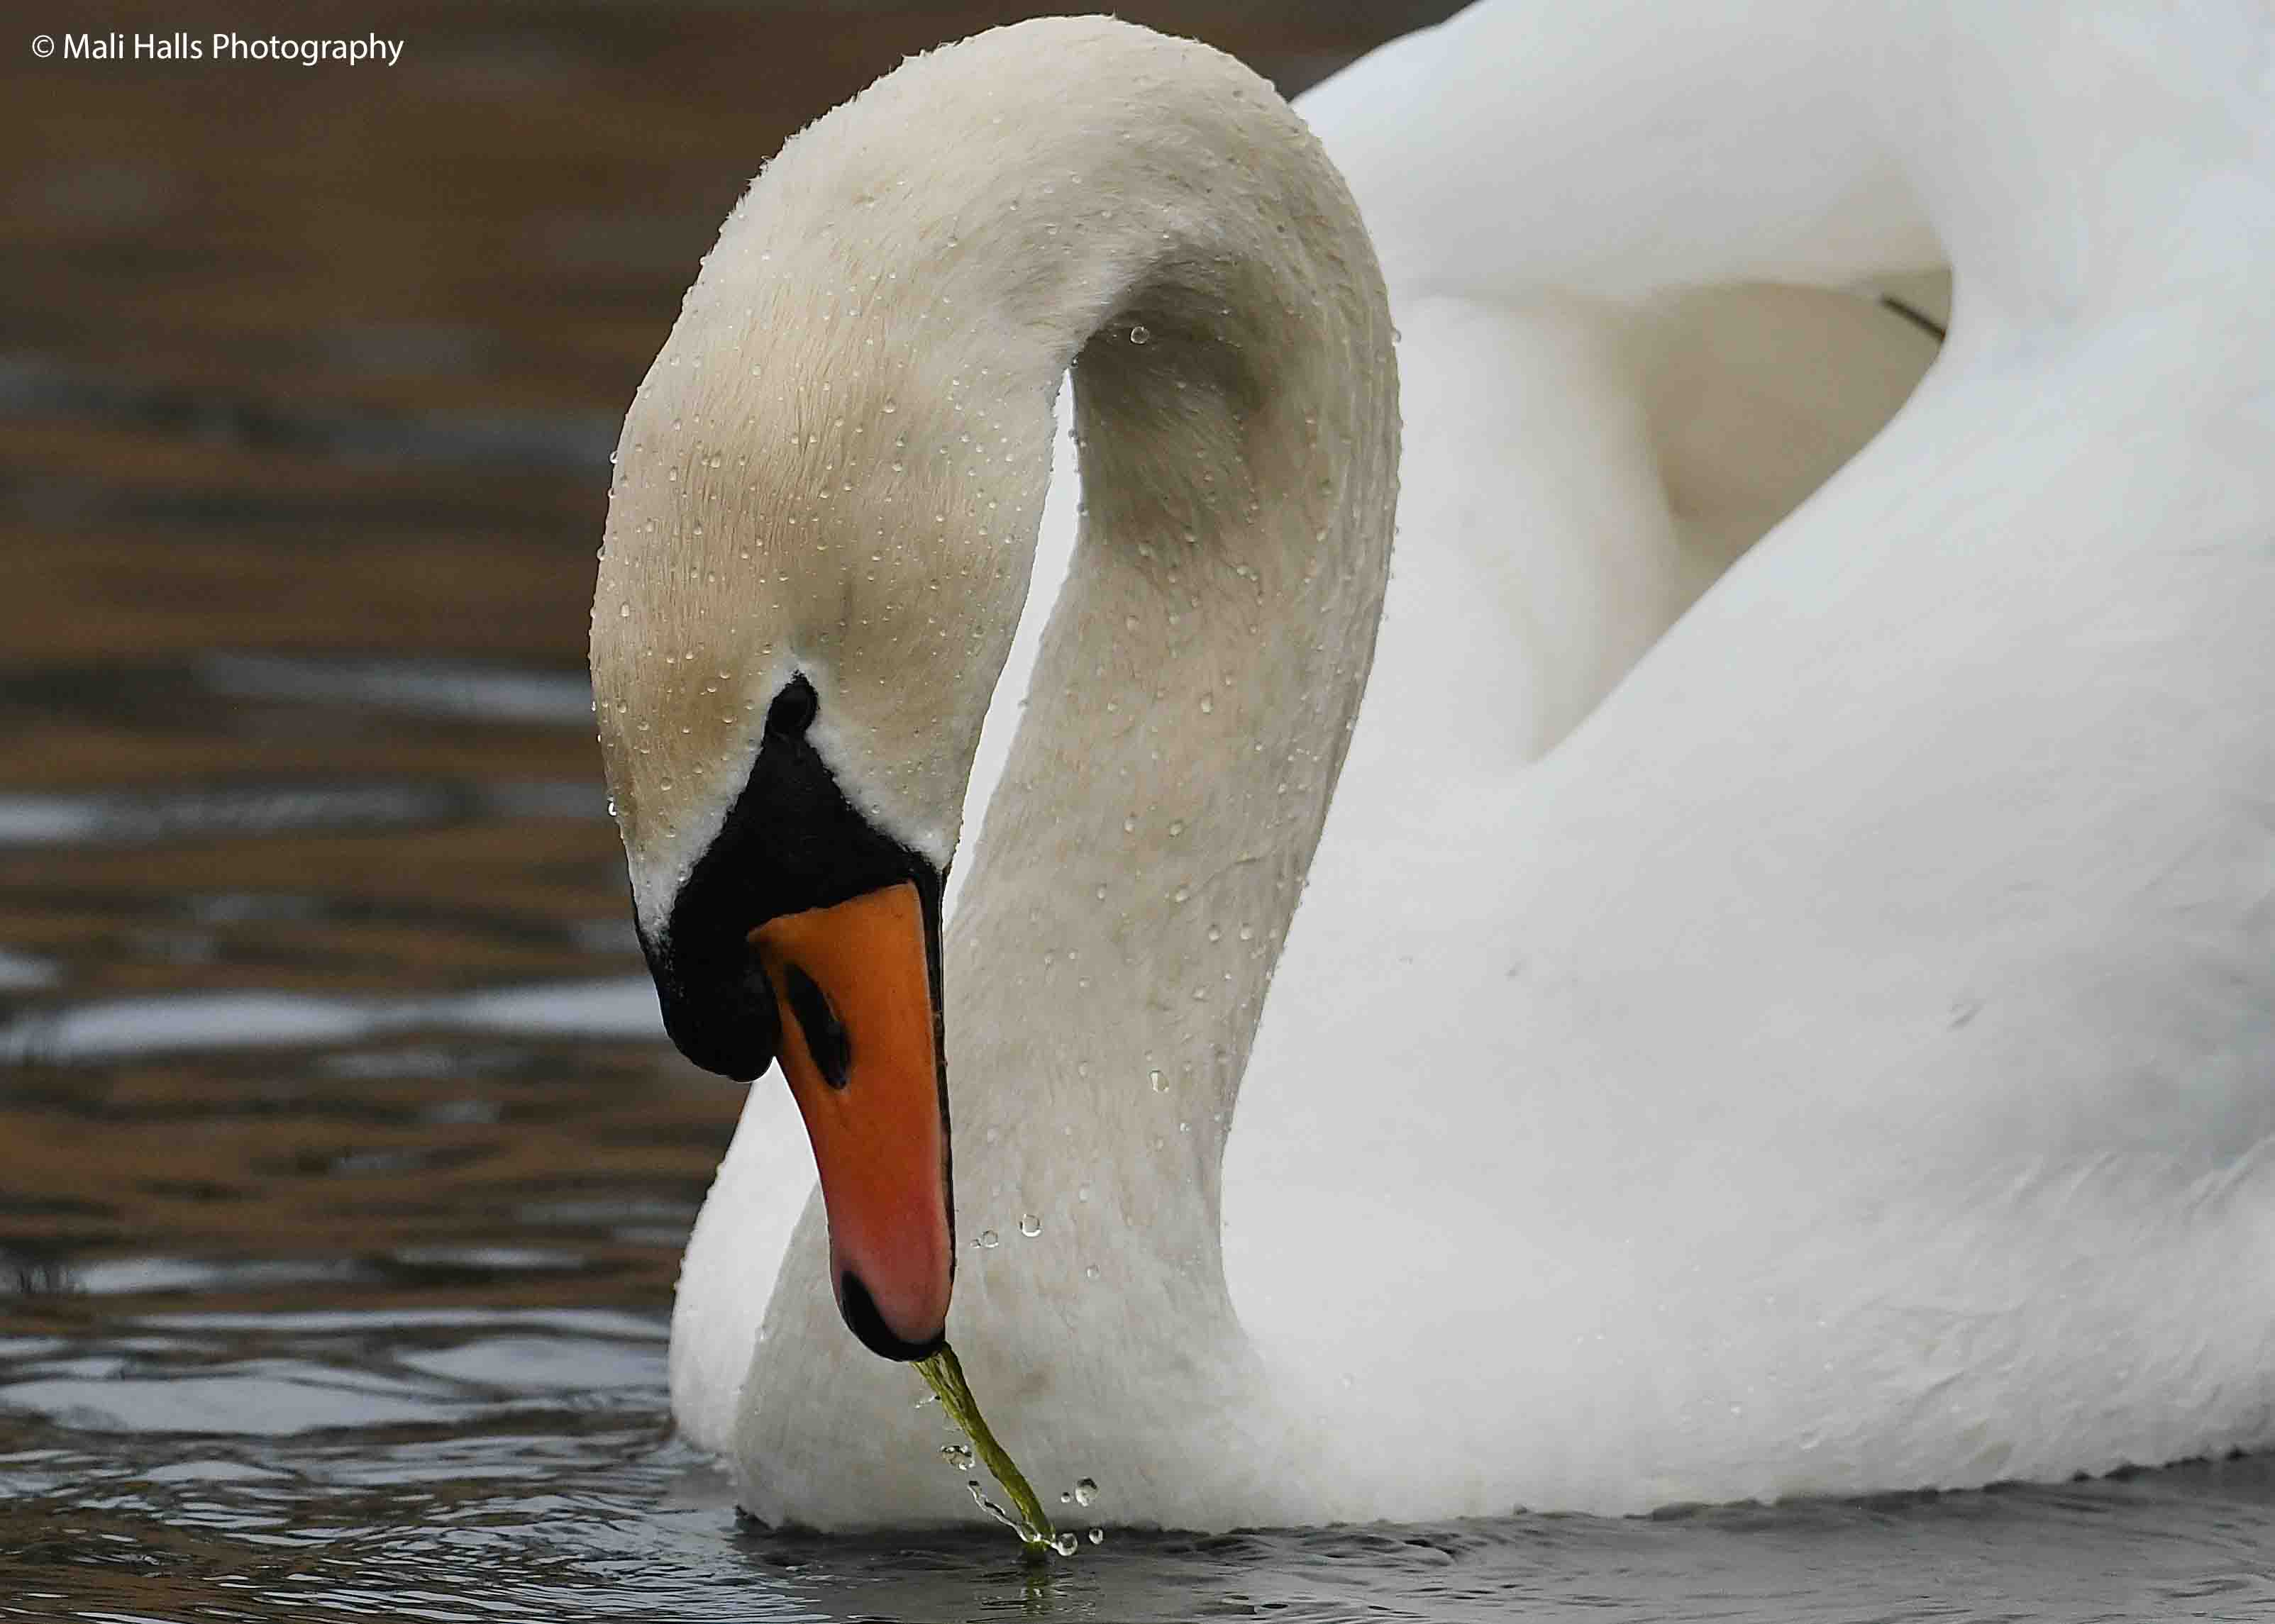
{"left": 782, "top": 961, "right": 851, "bottom": 1089}
{"left": 766, "top": 674, "right": 819, "bottom": 738}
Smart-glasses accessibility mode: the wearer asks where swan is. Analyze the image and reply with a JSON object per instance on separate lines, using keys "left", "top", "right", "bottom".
{"left": 591, "top": 3, "right": 2275, "bottom": 1529}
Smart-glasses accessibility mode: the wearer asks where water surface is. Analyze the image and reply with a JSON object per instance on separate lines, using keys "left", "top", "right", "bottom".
{"left": 5, "top": 4, "right": 2274, "bottom": 1618}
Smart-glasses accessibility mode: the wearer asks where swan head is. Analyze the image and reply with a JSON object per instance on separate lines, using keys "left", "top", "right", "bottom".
{"left": 594, "top": 11, "right": 1391, "bottom": 1373}
{"left": 590, "top": 112, "right": 1063, "bottom": 1359}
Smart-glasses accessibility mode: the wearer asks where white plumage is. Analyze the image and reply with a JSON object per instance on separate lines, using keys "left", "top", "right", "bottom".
{"left": 640, "top": 0, "right": 2275, "bottom": 1529}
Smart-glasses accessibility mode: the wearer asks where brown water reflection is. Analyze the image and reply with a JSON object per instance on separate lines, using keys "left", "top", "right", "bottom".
{"left": 11, "top": 6, "right": 2275, "bottom": 1620}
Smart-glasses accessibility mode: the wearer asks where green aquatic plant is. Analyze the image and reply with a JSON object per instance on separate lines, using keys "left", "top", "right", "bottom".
{"left": 916, "top": 1343, "right": 1069, "bottom": 1554}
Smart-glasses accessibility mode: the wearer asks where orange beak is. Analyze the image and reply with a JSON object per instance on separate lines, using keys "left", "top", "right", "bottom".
{"left": 751, "top": 881, "right": 953, "bottom": 1359}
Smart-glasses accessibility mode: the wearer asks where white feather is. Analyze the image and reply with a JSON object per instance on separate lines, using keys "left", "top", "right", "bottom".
{"left": 656, "top": 0, "right": 2275, "bottom": 1526}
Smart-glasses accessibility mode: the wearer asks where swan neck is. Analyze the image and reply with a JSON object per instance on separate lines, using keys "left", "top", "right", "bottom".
{"left": 942, "top": 45, "right": 1398, "bottom": 1275}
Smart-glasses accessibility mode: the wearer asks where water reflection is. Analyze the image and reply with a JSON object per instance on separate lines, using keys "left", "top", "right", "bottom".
{"left": 196, "top": 654, "right": 597, "bottom": 728}
{"left": 9, "top": 1380, "right": 2275, "bottom": 1624}
{"left": 0, "top": 355, "right": 619, "bottom": 477}
{"left": 6, "top": 1, "right": 2273, "bottom": 1616}
{"left": 0, "top": 777, "right": 600, "bottom": 850}
{"left": 1, "top": 978, "right": 661, "bottom": 1064}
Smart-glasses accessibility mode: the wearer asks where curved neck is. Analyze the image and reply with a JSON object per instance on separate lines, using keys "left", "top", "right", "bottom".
{"left": 616, "top": 19, "right": 1397, "bottom": 1381}
{"left": 932, "top": 28, "right": 1399, "bottom": 1288}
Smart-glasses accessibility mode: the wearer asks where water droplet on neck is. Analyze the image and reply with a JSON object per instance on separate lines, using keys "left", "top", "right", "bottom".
{"left": 975, "top": 1230, "right": 1000, "bottom": 1250}
{"left": 1074, "top": 1477, "right": 1098, "bottom": 1506}
{"left": 1018, "top": 1213, "right": 1041, "bottom": 1238}
{"left": 1127, "top": 324, "right": 1150, "bottom": 345}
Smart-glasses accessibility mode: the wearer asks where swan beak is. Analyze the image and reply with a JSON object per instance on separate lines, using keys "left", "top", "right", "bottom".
{"left": 751, "top": 880, "right": 953, "bottom": 1360}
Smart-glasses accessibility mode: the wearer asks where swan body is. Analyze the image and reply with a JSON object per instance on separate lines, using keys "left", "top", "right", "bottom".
{"left": 604, "top": 3, "right": 2275, "bottom": 1529}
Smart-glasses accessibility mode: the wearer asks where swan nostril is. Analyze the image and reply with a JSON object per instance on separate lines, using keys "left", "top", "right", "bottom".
{"left": 782, "top": 961, "right": 851, "bottom": 1089}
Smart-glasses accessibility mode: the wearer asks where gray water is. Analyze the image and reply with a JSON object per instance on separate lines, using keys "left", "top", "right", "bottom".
{"left": 8, "top": 1246, "right": 2275, "bottom": 1623}
{"left": 7, "top": 3, "right": 2275, "bottom": 1617}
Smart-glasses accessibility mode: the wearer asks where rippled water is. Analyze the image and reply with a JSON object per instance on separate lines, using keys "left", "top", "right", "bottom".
{"left": 6, "top": 4, "right": 2275, "bottom": 1619}
{"left": 9, "top": 1267, "right": 2275, "bottom": 1624}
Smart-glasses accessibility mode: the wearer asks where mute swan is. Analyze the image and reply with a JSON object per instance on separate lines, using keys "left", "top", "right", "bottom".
{"left": 592, "top": 4, "right": 2275, "bottom": 1530}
